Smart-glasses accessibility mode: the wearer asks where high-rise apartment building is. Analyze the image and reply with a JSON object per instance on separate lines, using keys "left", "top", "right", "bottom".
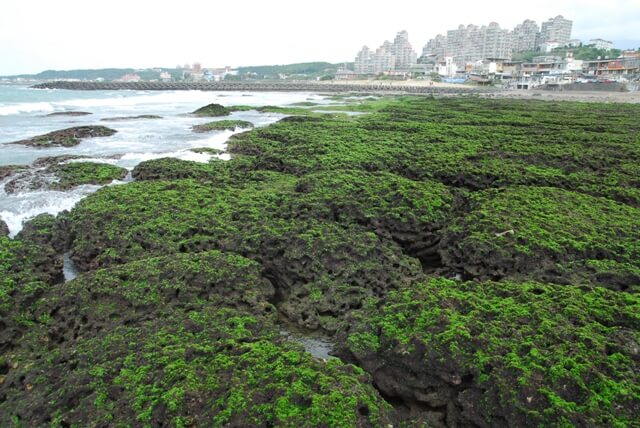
{"left": 512, "top": 19, "right": 539, "bottom": 52}
{"left": 421, "top": 34, "right": 446, "bottom": 60}
{"left": 354, "top": 31, "right": 417, "bottom": 74}
{"left": 421, "top": 15, "right": 571, "bottom": 66}
{"left": 392, "top": 30, "right": 418, "bottom": 69}
{"left": 372, "top": 41, "right": 396, "bottom": 73}
{"left": 482, "top": 22, "right": 513, "bottom": 58}
{"left": 539, "top": 15, "right": 573, "bottom": 47}
{"left": 354, "top": 46, "right": 372, "bottom": 74}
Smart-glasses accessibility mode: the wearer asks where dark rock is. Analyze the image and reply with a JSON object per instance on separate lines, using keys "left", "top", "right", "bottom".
{"left": 0, "top": 220, "right": 9, "bottom": 237}
{"left": 9, "top": 126, "right": 117, "bottom": 148}
{"left": 100, "top": 115, "right": 162, "bottom": 121}
{"left": 190, "top": 147, "right": 223, "bottom": 155}
{"left": 33, "top": 155, "right": 88, "bottom": 167}
{"left": 45, "top": 111, "right": 92, "bottom": 117}
{"left": 132, "top": 157, "right": 217, "bottom": 181}
{"left": 0, "top": 165, "right": 28, "bottom": 180}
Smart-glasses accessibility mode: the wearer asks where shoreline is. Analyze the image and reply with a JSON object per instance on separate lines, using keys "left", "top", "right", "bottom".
{"left": 31, "top": 80, "right": 640, "bottom": 103}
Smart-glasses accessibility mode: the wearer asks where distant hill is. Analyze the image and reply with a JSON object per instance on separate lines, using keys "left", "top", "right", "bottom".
{"left": 1, "top": 62, "right": 354, "bottom": 82}
{"left": 1, "top": 68, "right": 181, "bottom": 81}
{"left": 233, "top": 62, "right": 352, "bottom": 80}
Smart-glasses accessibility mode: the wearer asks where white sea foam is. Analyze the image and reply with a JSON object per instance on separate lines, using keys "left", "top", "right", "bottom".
{"left": 0, "top": 102, "right": 55, "bottom": 116}
{"left": 0, "top": 185, "right": 101, "bottom": 237}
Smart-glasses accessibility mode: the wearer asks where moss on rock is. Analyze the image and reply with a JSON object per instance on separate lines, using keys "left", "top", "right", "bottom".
{"left": 50, "top": 162, "right": 128, "bottom": 189}
{"left": 342, "top": 278, "right": 640, "bottom": 427}
{"left": 8, "top": 126, "right": 117, "bottom": 147}
{"left": 192, "top": 119, "right": 254, "bottom": 133}
{"left": 192, "top": 103, "right": 230, "bottom": 117}
{"left": 439, "top": 186, "right": 640, "bottom": 289}
{"left": 0, "top": 252, "right": 394, "bottom": 427}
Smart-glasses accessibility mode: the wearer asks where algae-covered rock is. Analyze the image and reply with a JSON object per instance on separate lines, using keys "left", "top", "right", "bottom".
{"left": 192, "top": 103, "right": 230, "bottom": 117}
{"left": 66, "top": 178, "right": 423, "bottom": 330}
{"left": 0, "top": 252, "right": 395, "bottom": 427}
{"left": 0, "top": 220, "right": 8, "bottom": 237}
{"left": 131, "top": 157, "right": 220, "bottom": 181}
{"left": 228, "top": 97, "right": 640, "bottom": 205}
{"left": 16, "top": 213, "right": 67, "bottom": 253}
{"left": 439, "top": 186, "right": 640, "bottom": 289}
{"left": 4, "top": 161, "right": 127, "bottom": 193}
{"left": 49, "top": 162, "right": 128, "bottom": 189}
{"left": 0, "top": 218, "right": 64, "bottom": 355}
{"left": 190, "top": 147, "right": 224, "bottom": 155}
{"left": 192, "top": 119, "right": 253, "bottom": 133}
{"left": 291, "top": 169, "right": 454, "bottom": 265}
{"left": 9, "top": 125, "right": 117, "bottom": 147}
{"left": 0, "top": 165, "right": 28, "bottom": 180}
{"left": 342, "top": 278, "right": 640, "bottom": 427}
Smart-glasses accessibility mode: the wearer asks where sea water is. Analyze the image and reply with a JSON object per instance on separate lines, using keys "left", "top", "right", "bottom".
{"left": 0, "top": 85, "right": 329, "bottom": 236}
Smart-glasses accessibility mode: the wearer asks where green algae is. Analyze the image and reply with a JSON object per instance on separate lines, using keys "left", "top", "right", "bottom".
{"left": 192, "top": 103, "right": 230, "bottom": 117}
{"left": 50, "top": 162, "right": 128, "bottom": 189}
{"left": 2, "top": 95, "right": 639, "bottom": 426}
{"left": 0, "top": 252, "right": 392, "bottom": 427}
{"left": 192, "top": 119, "right": 253, "bottom": 133}
{"left": 344, "top": 278, "right": 640, "bottom": 426}
{"left": 440, "top": 186, "right": 640, "bottom": 288}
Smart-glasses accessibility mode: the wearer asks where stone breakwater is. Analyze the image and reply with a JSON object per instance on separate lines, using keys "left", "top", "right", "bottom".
{"left": 32, "top": 80, "right": 490, "bottom": 94}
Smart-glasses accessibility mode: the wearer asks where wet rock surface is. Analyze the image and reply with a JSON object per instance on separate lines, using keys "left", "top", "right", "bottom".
{"left": 8, "top": 125, "right": 117, "bottom": 147}
{"left": 0, "top": 165, "right": 28, "bottom": 180}
{"left": 0, "top": 220, "right": 9, "bottom": 237}
{"left": 4, "top": 158, "right": 127, "bottom": 193}
{"left": 100, "top": 114, "right": 162, "bottom": 121}
{"left": 45, "top": 111, "right": 92, "bottom": 117}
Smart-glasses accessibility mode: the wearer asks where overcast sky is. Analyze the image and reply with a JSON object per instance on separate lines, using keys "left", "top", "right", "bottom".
{"left": 1, "top": 0, "right": 638, "bottom": 75}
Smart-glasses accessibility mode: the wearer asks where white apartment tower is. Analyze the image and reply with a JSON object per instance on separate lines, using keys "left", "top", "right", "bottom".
{"left": 539, "top": 15, "right": 573, "bottom": 47}
{"left": 422, "top": 34, "right": 446, "bottom": 60}
{"left": 372, "top": 40, "right": 396, "bottom": 73}
{"left": 481, "top": 22, "right": 512, "bottom": 59}
{"left": 355, "top": 46, "right": 372, "bottom": 74}
{"left": 354, "top": 31, "right": 418, "bottom": 74}
{"left": 392, "top": 30, "right": 418, "bottom": 70}
{"left": 512, "top": 19, "right": 540, "bottom": 52}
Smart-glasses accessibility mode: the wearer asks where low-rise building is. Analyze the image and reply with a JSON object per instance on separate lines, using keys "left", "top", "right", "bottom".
{"left": 590, "top": 38, "right": 614, "bottom": 50}
{"left": 119, "top": 73, "right": 141, "bottom": 82}
{"left": 582, "top": 57, "right": 640, "bottom": 78}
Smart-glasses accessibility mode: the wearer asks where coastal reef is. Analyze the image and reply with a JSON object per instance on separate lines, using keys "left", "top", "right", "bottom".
{"left": 1, "top": 96, "right": 639, "bottom": 427}
{"left": 192, "top": 103, "right": 231, "bottom": 117}
{"left": 8, "top": 125, "right": 116, "bottom": 147}
{"left": 4, "top": 156, "right": 127, "bottom": 193}
{"left": 192, "top": 120, "right": 254, "bottom": 133}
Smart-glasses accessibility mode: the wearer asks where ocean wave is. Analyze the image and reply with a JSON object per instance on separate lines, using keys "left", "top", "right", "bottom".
{"left": 0, "top": 185, "right": 101, "bottom": 237}
{"left": 0, "top": 102, "right": 55, "bottom": 116}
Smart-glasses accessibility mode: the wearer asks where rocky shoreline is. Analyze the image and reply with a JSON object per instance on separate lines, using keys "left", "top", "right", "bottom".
{"left": 0, "top": 96, "right": 638, "bottom": 427}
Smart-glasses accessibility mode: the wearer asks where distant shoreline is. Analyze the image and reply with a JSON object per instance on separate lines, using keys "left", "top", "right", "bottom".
{"left": 31, "top": 80, "right": 489, "bottom": 95}
{"left": 30, "top": 80, "right": 640, "bottom": 103}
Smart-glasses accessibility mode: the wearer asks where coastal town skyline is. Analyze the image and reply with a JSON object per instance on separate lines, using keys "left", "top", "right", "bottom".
{"left": 1, "top": 0, "right": 638, "bottom": 75}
